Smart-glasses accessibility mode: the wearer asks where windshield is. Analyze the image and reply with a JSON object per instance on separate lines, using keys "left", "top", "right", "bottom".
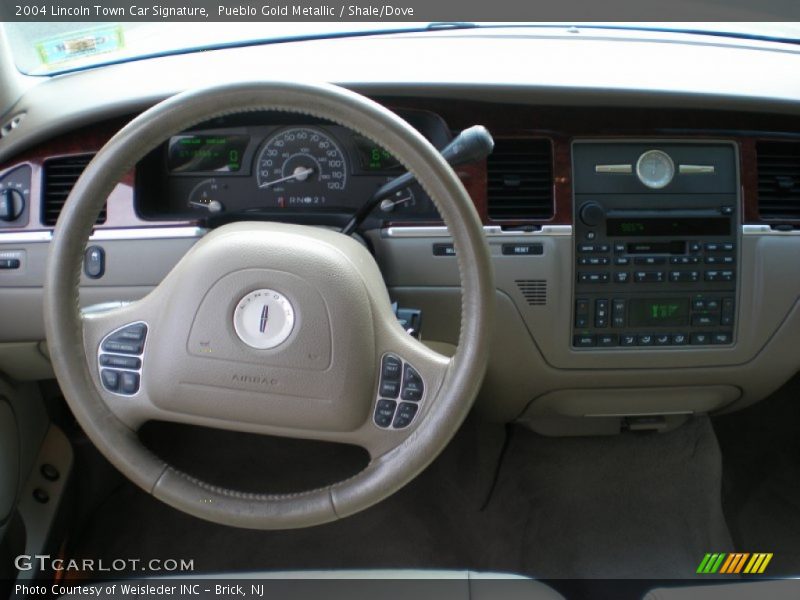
{"left": 4, "top": 22, "right": 800, "bottom": 76}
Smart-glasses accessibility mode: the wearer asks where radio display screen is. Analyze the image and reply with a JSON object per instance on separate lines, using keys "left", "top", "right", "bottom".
{"left": 607, "top": 217, "right": 730, "bottom": 237}
{"left": 628, "top": 298, "right": 690, "bottom": 327}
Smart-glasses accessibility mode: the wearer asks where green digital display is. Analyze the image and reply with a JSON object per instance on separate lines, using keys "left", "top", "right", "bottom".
{"left": 629, "top": 298, "right": 689, "bottom": 327}
{"left": 607, "top": 217, "right": 730, "bottom": 237}
{"left": 354, "top": 135, "right": 400, "bottom": 171}
{"left": 168, "top": 135, "right": 249, "bottom": 173}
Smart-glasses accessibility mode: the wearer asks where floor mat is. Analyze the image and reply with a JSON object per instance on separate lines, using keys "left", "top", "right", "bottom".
{"left": 64, "top": 417, "right": 502, "bottom": 579}
{"left": 64, "top": 416, "right": 730, "bottom": 581}
{"left": 714, "top": 375, "right": 800, "bottom": 576}
{"left": 484, "top": 417, "right": 733, "bottom": 578}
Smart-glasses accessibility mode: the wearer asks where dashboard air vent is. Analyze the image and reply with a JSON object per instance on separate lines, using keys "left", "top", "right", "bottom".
{"left": 487, "top": 138, "right": 553, "bottom": 220}
{"left": 42, "top": 154, "right": 105, "bottom": 226}
{"left": 516, "top": 279, "right": 547, "bottom": 306}
{"left": 757, "top": 141, "right": 800, "bottom": 220}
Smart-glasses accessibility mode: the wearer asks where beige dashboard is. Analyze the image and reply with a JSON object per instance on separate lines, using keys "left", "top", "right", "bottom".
{"left": 1, "top": 28, "right": 800, "bottom": 435}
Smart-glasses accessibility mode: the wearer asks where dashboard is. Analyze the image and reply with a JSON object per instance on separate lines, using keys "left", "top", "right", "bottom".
{"left": 1, "top": 26, "right": 800, "bottom": 436}
{"left": 135, "top": 110, "right": 448, "bottom": 226}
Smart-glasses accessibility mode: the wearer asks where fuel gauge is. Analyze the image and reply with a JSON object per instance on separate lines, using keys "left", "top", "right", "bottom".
{"left": 187, "top": 178, "right": 225, "bottom": 213}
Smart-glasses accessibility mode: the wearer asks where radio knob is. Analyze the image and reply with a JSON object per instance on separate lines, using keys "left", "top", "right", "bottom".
{"left": 579, "top": 202, "right": 605, "bottom": 227}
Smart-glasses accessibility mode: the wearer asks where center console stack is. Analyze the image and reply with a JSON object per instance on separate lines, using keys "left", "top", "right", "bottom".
{"left": 571, "top": 141, "right": 739, "bottom": 349}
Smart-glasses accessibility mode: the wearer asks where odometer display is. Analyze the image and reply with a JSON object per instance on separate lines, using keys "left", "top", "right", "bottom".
{"left": 256, "top": 127, "right": 348, "bottom": 207}
{"left": 167, "top": 134, "right": 249, "bottom": 173}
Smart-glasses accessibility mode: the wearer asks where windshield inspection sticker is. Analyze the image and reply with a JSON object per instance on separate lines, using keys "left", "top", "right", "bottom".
{"left": 36, "top": 25, "right": 125, "bottom": 68}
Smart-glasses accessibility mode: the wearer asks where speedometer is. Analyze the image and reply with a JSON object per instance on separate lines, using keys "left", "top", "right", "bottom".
{"left": 256, "top": 127, "right": 348, "bottom": 207}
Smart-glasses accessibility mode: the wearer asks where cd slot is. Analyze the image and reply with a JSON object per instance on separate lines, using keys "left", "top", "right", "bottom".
{"left": 627, "top": 241, "right": 686, "bottom": 254}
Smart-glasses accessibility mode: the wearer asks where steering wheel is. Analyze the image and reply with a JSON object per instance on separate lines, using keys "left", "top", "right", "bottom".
{"left": 43, "top": 82, "right": 494, "bottom": 529}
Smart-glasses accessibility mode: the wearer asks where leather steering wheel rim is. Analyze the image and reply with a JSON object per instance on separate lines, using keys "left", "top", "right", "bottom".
{"left": 43, "top": 81, "right": 494, "bottom": 529}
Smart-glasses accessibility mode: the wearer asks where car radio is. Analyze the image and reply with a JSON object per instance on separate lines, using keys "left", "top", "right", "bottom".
{"left": 571, "top": 142, "right": 739, "bottom": 349}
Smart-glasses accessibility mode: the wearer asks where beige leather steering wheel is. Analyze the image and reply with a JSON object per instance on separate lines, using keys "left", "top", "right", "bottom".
{"left": 43, "top": 82, "right": 494, "bottom": 529}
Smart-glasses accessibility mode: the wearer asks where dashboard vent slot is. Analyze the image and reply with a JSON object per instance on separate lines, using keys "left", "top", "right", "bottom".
{"left": 757, "top": 141, "right": 800, "bottom": 220}
{"left": 487, "top": 138, "right": 553, "bottom": 220}
{"left": 516, "top": 279, "right": 547, "bottom": 306}
{"left": 42, "top": 154, "right": 105, "bottom": 226}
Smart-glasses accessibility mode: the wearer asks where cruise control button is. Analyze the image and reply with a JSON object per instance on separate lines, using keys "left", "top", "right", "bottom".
{"left": 99, "top": 354, "right": 141, "bottom": 369}
{"left": 379, "top": 380, "right": 400, "bottom": 399}
{"left": 100, "top": 369, "right": 120, "bottom": 392}
{"left": 115, "top": 324, "right": 147, "bottom": 341}
{"left": 401, "top": 366, "right": 424, "bottom": 401}
{"left": 120, "top": 372, "right": 140, "bottom": 395}
{"left": 374, "top": 399, "right": 397, "bottom": 428}
{"left": 381, "top": 355, "right": 402, "bottom": 381}
{"left": 393, "top": 402, "right": 419, "bottom": 428}
{"left": 101, "top": 340, "right": 143, "bottom": 355}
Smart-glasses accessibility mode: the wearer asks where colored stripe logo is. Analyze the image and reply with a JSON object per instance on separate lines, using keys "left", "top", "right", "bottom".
{"left": 697, "top": 552, "right": 773, "bottom": 574}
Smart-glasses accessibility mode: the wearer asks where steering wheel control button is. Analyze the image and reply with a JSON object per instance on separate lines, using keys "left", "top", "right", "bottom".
{"left": 99, "top": 354, "right": 141, "bottom": 369}
{"left": 233, "top": 289, "right": 295, "bottom": 350}
{"left": 374, "top": 355, "right": 426, "bottom": 428}
{"left": 373, "top": 399, "right": 397, "bottom": 428}
{"left": 381, "top": 355, "right": 403, "bottom": 380}
{"left": 101, "top": 339, "right": 143, "bottom": 354}
{"left": 98, "top": 322, "right": 147, "bottom": 396}
{"left": 393, "top": 402, "right": 419, "bottom": 428}
{"left": 101, "top": 369, "right": 120, "bottom": 392}
{"left": 400, "top": 365, "right": 424, "bottom": 402}
{"left": 120, "top": 372, "right": 140, "bottom": 395}
{"left": 379, "top": 379, "right": 400, "bottom": 399}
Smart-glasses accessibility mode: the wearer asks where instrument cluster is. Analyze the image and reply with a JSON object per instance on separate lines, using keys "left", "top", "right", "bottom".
{"left": 135, "top": 110, "right": 450, "bottom": 227}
